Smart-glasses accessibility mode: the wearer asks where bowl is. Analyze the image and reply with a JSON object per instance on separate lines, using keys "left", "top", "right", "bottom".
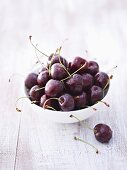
{"left": 23, "top": 65, "right": 110, "bottom": 123}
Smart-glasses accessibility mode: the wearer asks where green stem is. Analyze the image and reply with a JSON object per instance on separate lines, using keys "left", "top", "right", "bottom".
{"left": 45, "top": 105, "right": 57, "bottom": 111}
{"left": 70, "top": 115, "right": 93, "bottom": 131}
{"left": 15, "top": 96, "right": 30, "bottom": 112}
{"left": 35, "top": 87, "right": 45, "bottom": 92}
{"left": 61, "top": 62, "right": 87, "bottom": 82}
{"left": 29, "top": 36, "right": 49, "bottom": 57}
{"left": 43, "top": 98, "right": 58, "bottom": 109}
{"left": 74, "top": 136, "right": 99, "bottom": 154}
{"left": 57, "top": 47, "right": 71, "bottom": 76}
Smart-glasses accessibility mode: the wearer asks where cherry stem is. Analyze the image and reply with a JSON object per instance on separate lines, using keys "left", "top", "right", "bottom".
{"left": 103, "top": 75, "right": 113, "bottom": 90}
{"left": 85, "top": 106, "right": 97, "bottom": 111}
{"left": 61, "top": 62, "right": 87, "bottom": 82}
{"left": 103, "top": 65, "right": 117, "bottom": 90}
{"left": 34, "top": 43, "right": 42, "bottom": 65}
{"left": 32, "top": 61, "right": 48, "bottom": 72}
{"left": 85, "top": 50, "right": 89, "bottom": 59}
{"left": 96, "top": 100, "right": 110, "bottom": 107}
{"left": 29, "top": 36, "right": 49, "bottom": 57}
{"left": 43, "top": 98, "right": 58, "bottom": 109}
{"left": 57, "top": 47, "right": 71, "bottom": 76}
{"left": 61, "top": 38, "right": 69, "bottom": 47}
{"left": 15, "top": 96, "right": 30, "bottom": 112}
{"left": 34, "top": 44, "right": 49, "bottom": 70}
{"left": 48, "top": 48, "right": 59, "bottom": 75}
{"left": 9, "top": 73, "right": 25, "bottom": 82}
{"left": 107, "top": 65, "right": 117, "bottom": 75}
{"left": 35, "top": 87, "right": 45, "bottom": 92}
{"left": 70, "top": 115, "right": 93, "bottom": 131}
{"left": 45, "top": 105, "right": 57, "bottom": 111}
{"left": 31, "top": 100, "right": 39, "bottom": 104}
{"left": 48, "top": 54, "right": 55, "bottom": 75}
{"left": 74, "top": 136, "right": 99, "bottom": 154}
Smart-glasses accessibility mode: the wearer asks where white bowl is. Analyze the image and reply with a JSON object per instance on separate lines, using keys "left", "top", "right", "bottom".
{"left": 23, "top": 65, "right": 110, "bottom": 123}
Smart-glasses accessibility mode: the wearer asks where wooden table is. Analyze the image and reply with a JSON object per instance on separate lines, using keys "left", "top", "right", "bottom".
{"left": 0, "top": 0, "right": 127, "bottom": 169}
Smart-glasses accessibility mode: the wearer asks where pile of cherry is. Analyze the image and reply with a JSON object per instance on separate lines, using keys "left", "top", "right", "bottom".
{"left": 23, "top": 45, "right": 114, "bottom": 152}
{"left": 25, "top": 54, "right": 110, "bottom": 112}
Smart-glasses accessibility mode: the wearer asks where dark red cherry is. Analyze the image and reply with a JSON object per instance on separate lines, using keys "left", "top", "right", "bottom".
{"left": 29, "top": 85, "right": 44, "bottom": 101}
{"left": 48, "top": 54, "right": 68, "bottom": 67}
{"left": 25, "top": 73, "right": 38, "bottom": 89}
{"left": 94, "top": 124, "right": 112, "bottom": 143}
{"left": 87, "top": 61, "right": 99, "bottom": 75}
{"left": 82, "top": 73, "right": 94, "bottom": 90}
{"left": 40, "top": 95, "right": 59, "bottom": 110}
{"left": 37, "top": 70, "right": 50, "bottom": 86}
{"left": 51, "top": 63, "right": 68, "bottom": 80}
{"left": 45, "top": 79, "right": 64, "bottom": 97}
{"left": 90, "top": 85, "right": 103, "bottom": 104}
{"left": 71, "top": 56, "right": 87, "bottom": 73}
{"left": 40, "top": 94, "right": 49, "bottom": 107}
{"left": 59, "top": 93, "right": 75, "bottom": 111}
{"left": 94, "top": 72, "right": 109, "bottom": 89}
{"left": 66, "top": 74, "right": 83, "bottom": 95}
{"left": 74, "top": 92, "right": 88, "bottom": 109}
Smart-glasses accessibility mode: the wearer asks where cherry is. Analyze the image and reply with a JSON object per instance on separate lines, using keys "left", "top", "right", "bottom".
{"left": 94, "top": 124, "right": 112, "bottom": 143}
{"left": 82, "top": 73, "right": 94, "bottom": 90}
{"left": 37, "top": 70, "right": 50, "bottom": 86}
{"left": 51, "top": 63, "right": 68, "bottom": 80}
{"left": 103, "top": 84, "right": 109, "bottom": 97}
{"left": 25, "top": 73, "right": 38, "bottom": 89}
{"left": 94, "top": 72, "right": 109, "bottom": 89}
{"left": 66, "top": 74, "right": 83, "bottom": 95}
{"left": 71, "top": 56, "right": 87, "bottom": 74}
{"left": 45, "top": 79, "right": 64, "bottom": 97}
{"left": 74, "top": 92, "right": 88, "bottom": 109}
{"left": 87, "top": 61, "right": 99, "bottom": 75}
{"left": 40, "top": 94, "right": 59, "bottom": 110}
{"left": 48, "top": 53, "right": 68, "bottom": 67}
{"left": 29, "top": 85, "right": 44, "bottom": 101}
{"left": 29, "top": 35, "right": 49, "bottom": 57}
{"left": 90, "top": 85, "right": 103, "bottom": 104}
{"left": 40, "top": 94, "right": 49, "bottom": 107}
{"left": 70, "top": 115, "right": 112, "bottom": 153}
{"left": 59, "top": 93, "right": 75, "bottom": 111}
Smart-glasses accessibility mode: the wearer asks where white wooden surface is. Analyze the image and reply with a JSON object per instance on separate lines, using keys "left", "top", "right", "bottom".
{"left": 0, "top": 0, "right": 127, "bottom": 169}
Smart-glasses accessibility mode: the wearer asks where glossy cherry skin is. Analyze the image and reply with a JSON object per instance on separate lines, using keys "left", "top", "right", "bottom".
{"left": 94, "top": 124, "right": 112, "bottom": 143}
{"left": 29, "top": 85, "right": 44, "bottom": 101}
{"left": 25, "top": 73, "right": 38, "bottom": 89}
{"left": 48, "top": 54, "right": 68, "bottom": 67}
{"left": 90, "top": 85, "right": 103, "bottom": 104}
{"left": 59, "top": 93, "right": 75, "bottom": 111}
{"left": 71, "top": 56, "right": 88, "bottom": 74}
{"left": 87, "top": 61, "right": 99, "bottom": 75}
{"left": 40, "top": 94, "right": 59, "bottom": 110}
{"left": 51, "top": 63, "right": 68, "bottom": 80}
{"left": 66, "top": 74, "right": 83, "bottom": 95}
{"left": 40, "top": 94, "right": 49, "bottom": 107}
{"left": 37, "top": 70, "right": 50, "bottom": 86}
{"left": 94, "top": 72, "right": 109, "bottom": 89}
{"left": 74, "top": 92, "right": 88, "bottom": 109}
{"left": 82, "top": 73, "right": 94, "bottom": 90}
{"left": 45, "top": 79, "right": 64, "bottom": 97}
